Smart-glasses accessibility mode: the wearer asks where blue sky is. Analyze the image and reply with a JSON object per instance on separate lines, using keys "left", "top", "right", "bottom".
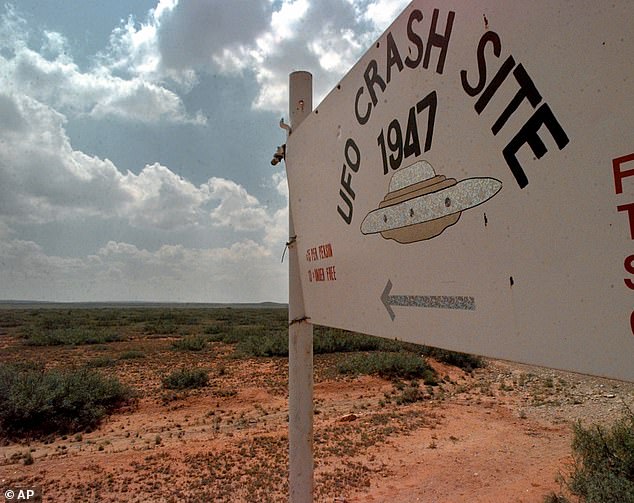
{"left": 0, "top": 0, "right": 408, "bottom": 302}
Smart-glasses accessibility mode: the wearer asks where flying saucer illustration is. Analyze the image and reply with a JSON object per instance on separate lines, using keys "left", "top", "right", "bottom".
{"left": 360, "top": 161, "right": 502, "bottom": 244}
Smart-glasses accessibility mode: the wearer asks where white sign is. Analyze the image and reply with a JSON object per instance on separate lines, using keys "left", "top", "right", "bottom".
{"left": 285, "top": 0, "right": 634, "bottom": 381}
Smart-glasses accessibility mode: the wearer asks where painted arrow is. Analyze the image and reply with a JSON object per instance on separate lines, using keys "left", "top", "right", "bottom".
{"left": 381, "top": 279, "right": 476, "bottom": 321}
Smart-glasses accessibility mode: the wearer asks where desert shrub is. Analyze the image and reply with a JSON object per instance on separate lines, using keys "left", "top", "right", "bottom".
{"left": 237, "top": 332, "right": 288, "bottom": 357}
{"left": 162, "top": 368, "right": 209, "bottom": 390}
{"left": 0, "top": 311, "right": 24, "bottom": 329}
{"left": 313, "top": 328, "right": 405, "bottom": 354}
{"left": 204, "top": 320, "right": 482, "bottom": 374}
{"left": 143, "top": 320, "right": 179, "bottom": 335}
{"left": 545, "top": 410, "right": 634, "bottom": 503}
{"left": 226, "top": 327, "right": 412, "bottom": 358}
{"left": 568, "top": 411, "right": 634, "bottom": 501}
{"left": 394, "top": 384, "right": 426, "bottom": 405}
{"left": 20, "top": 327, "right": 122, "bottom": 346}
{"left": 337, "top": 352, "right": 436, "bottom": 382}
{"left": 204, "top": 324, "right": 226, "bottom": 335}
{"left": 33, "top": 311, "right": 78, "bottom": 330}
{"left": 420, "top": 346, "right": 485, "bottom": 371}
{"left": 0, "top": 364, "right": 134, "bottom": 437}
{"left": 213, "top": 308, "right": 286, "bottom": 327}
{"left": 207, "top": 325, "right": 268, "bottom": 344}
{"left": 231, "top": 328, "right": 388, "bottom": 357}
{"left": 86, "top": 356, "right": 117, "bottom": 368}
{"left": 315, "top": 328, "right": 483, "bottom": 370}
{"left": 139, "top": 309, "right": 202, "bottom": 335}
{"left": 171, "top": 335, "right": 208, "bottom": 351}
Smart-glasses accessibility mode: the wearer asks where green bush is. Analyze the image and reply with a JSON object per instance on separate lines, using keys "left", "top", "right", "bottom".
{"left": 236, "top": 332, "right": 288, "bottom": 357}
{"left": 420, "top": 346, "right": 485, "bottom": 372}
{"left": 0, "top": 364, "right": 134, "bottom": 437}
{"left": 162, "top": 368, "right": 209, "bottom": 390}
{"left": 20, "top": 327, "right": 122, "bottom": 346}
{"left": 211, "top": 325, "right": 271, "bottom": 344}
{"left": 143, "top": 320, "right": 179, "bottom": 335}
{"left": 394, "top": 384, "right": 426, "bottom": 405}
{"left": 204, "top": 324, "right": 226, "bottom": 335}
{"left": 337, "top": 352, "right": 436, "bottom": 382}
{"left": 225, "top": 327, "right": 411, "bottom": 358}
{"left": 171, "top": 335, "right": 208, "bottom": 351}
{"left": 203, "top": 321, "right": 483, "bottom": 374}
{"left": 141, "top": 310, "right": 202, "bottom": 332}
{"left": 546, "top": 410, "right": 634, "bottom": 503}
{"left": 313, "top": 328, "right": 404, "bottom": 354}
{"left": 231, "top": 328, "right": 395, "bottom": 358}
{"left": 86, "top": 356, "right": 117, "bottom": 368}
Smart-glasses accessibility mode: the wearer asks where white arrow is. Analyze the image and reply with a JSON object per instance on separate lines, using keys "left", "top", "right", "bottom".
{"left": 381, "top": 279, "right": 476, "bottom": 321}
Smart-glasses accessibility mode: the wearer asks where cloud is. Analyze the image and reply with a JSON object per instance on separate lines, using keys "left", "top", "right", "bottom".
{"left": 0, "top": 238, "right": 89, "bottom": 300}
{"left": 0, "top": 4, "right": 204, "bottom": 124}
{"left": 100, "top": 0, "right": 410, "bottom": 113}
{"left": 0, "top": 2, "right": 299, "bottom": 304}
{"left": 216, "top": 0, "right": 376, "bottom": 112}
{"left": 0, "top": 238, "right": 286, "bottom": 302}
{"left": 0, "top": 87, "right": 289, "bottom": 302}
{"left": 2, "top": 1, "right": 412, "bottom": 118}
{"left": 0, "top": 92, "right": 130, "bottom": 222}
{"left": 102, "top": 0, "right": 271, "bottom": 87}
{"left": 363, "top": 0, "right": 410, "bottom": 29}
{"left": 156, "top": 0, "right": 271, "bottom": 71}
{"left": 204, "top": 177, "right": 271, "bottom": 231}
{"left": 226, "top": 0, "right": 411, "bottom": 111}
{"left": 0, "top": 91, "right": 277, "bottom": 235}
{"left": 0, "top": 92, "right": 26, "bottom": 132}
{"left": 0, "top": 220, "right": 13, "bottom": 240}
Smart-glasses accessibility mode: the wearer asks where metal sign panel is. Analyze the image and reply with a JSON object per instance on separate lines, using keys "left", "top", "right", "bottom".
{"left": 285, "top": 0, "right": 634, "bottom": 381}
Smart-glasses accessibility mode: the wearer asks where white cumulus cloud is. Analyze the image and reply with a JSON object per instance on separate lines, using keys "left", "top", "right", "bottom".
{"left": 0, "top": 237, "right": 286, "bottom": 302}
{"left": 0, "top": 90, "right": 279, "bottom": 235}
{"left": 0, "top": 5, "right": 205, "bottom": 124}
{"left": 99, "top": 0, "right": 411, "bottom": 113}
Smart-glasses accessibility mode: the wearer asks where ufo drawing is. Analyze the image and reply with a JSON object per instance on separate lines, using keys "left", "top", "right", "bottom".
{"left": 360, "top": 161, "right": 502, "bottom": 244}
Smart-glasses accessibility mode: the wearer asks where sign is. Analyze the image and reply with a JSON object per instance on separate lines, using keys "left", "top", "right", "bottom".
{"left": 285, "top": 0, "right": 634, "bottom": 382}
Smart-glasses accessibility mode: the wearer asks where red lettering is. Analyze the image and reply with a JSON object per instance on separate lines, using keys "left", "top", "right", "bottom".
{"left": 313, "top": 268, "right": 325, "bottom": 282}
{"left": 618, "top": 203, "right": 634, "bottom": 239}
{"left": 326, "top": 266, "right": 337, "bottom": 281}
{"left": 630, "top": 311, "right": 634, "bottom": 336}
{"left": 318, "top": 243, "right": 333, "bottom": 259}
{"left": 305, "top": 247, "right": 318, "bottom": 262}
{"left": 612, "top": 153, "right": 634, "bottom": 195}
{"left": 625, "top": 255, "right": 634, "bottom": 290}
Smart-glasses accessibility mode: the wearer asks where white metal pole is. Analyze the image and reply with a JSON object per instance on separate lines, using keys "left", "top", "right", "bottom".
{"left": 287, "top": 71, "right": 314, "bottom": 503}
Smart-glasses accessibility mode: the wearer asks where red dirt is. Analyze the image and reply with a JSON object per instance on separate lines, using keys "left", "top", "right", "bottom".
{"left": 1, "top": 336, "right": 633, "bottom": 502}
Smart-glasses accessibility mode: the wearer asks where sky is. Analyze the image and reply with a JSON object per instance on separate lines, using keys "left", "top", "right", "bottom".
{"left": 0, "top": 0, "right": 409, "bottom": 303}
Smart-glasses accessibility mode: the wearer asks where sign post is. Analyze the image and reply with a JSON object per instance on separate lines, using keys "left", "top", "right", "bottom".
{"left": 286, "top": 71, "right": 314, "bottom": 503}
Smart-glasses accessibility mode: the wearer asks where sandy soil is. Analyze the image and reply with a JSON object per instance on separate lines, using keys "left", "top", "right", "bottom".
{"left": 1, "top": 334, "right": 633, "bottom": 503}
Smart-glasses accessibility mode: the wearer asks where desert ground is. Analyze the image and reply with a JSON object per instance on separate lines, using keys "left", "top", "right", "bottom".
{"left": 1, "top": 307, "right": 633, "bottom": 503}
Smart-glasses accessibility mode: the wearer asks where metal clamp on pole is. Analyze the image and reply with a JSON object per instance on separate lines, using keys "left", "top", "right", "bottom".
{"left": 270, "top": 144, "right": 286, "bottom": 166}
{"left": 281, "top": 235, "right": 296, "bottom": 263}
{"left": 271, "top": 119, "right": 291, "bottom": 166}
